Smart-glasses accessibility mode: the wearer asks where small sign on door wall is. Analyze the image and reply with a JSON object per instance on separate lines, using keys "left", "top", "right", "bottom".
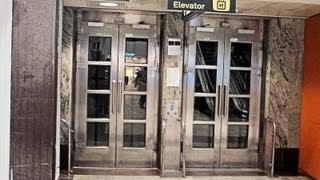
{"left": 166, "top": 68, "right": 180, "bottom": 87}
{"left": 168, "top": 38, "right": 182, "bottom": 56}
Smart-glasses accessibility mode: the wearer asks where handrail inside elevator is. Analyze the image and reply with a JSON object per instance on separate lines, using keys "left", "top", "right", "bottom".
{"left": 61, "top": 119, "right": 74, "bottom": 177}
{"left": 266, "top": 117, "right": 276, "bottom": 177}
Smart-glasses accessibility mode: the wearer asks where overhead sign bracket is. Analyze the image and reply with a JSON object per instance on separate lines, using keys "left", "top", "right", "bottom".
{"left": 182, "top": 11, "right": 203, "bottom": 22}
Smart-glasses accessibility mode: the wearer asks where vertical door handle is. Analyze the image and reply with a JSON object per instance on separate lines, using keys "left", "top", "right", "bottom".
{"left": 217, "top": 85, "right": 222, "bottom": 116}
{"left": 118, "top": 81, "right": 123, "bottom": 114}
{"left": 223, "top": 85, "right": 228, "bottom": 116}
{"left": 111, "top": 80, "right": 117, "bottom": 114}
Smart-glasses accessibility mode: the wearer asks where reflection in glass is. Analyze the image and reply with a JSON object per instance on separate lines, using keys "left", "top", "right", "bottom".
{"left": 88, "top": 37, "right": 111, "bottom": 62}
{"left": 193, "top": 125, "right": 214, "bottom": 148}
{"left": 231, "top": 43, "right": 252, "bottom": 67}
{"left": 87, "top": 94, "right": 109, "bottom": 118}
{"left": 123, "top": 123, "right": 146, "bottom": 147}
{"left": 195, "top": 69, "right": 216, "bottom": 93}
{"left": 196, "top": 41, "right": 218, "bottom": 66}
{"left": 125, "top": 38, "right": 148, "bottom": 64}
{"left": 230, "top": 70, "right": 251, "bottom": 94}
{"left": 227, "top": 125, "right": 248, "bottom": 149}
{"left": 229, "top": 98, "right": 250, "bottom": 122}
{"left": 87, "top": 122, "right": 109, "bottom": 146}
{"left": 124, "top": 67, "right": 147, "bottom": 92}
{"left": 124, "top": 95, "right": 146, "bottom": 120}
{"left": 88, "top": 65, "right": 110, "bottom": 90}
{"left": 194, "top": 97, "right": 215, "bottom": 121}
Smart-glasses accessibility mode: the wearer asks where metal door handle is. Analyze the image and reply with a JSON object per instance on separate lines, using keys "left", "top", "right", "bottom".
{"left": 118, "top": 81, "right": 123, "bottom": 114}
{"left": 112, "top": 80, "right": 117, "bottom": 114}
{"left": 217, "top": 85, "right": 222, "bottom": 116}
{"left": 223, "top": 85, "right": 228, "bottom": 116}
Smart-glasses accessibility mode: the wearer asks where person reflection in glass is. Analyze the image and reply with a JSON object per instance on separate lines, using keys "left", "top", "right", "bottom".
{"left": 134, "top": 67, "right": 147, "bottom": 108}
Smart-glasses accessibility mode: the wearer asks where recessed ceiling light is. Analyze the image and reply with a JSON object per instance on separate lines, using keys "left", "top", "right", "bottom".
{"left": 99, "top": 2, "right": 119, "bottom": 7}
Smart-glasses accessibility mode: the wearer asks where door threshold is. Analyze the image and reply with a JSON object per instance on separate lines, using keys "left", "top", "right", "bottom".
{"left": 73, "top": 167, "right": 160, "bottom": 176}
{"left": 186, "top": 168, "right": 266, "bottom": 176}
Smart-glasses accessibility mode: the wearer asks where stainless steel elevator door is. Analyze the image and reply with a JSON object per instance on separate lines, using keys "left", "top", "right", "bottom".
{"left": 74, "top": 23, "right": 158, "bottom": 168}
{"left": 185, "top": 25, "right": 262, "bottom": 168}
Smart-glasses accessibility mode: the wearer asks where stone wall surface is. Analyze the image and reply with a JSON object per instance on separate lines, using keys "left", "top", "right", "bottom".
{"left": 61, "top": 8, "right": 74, "bottom": 145}
{"left": 11, "top": 0, "right": 60, "bottom": 179}
{"left": 161, "top": 13, "right": 184, "bottom": 172}
{"left": 266, "top": 18, "right": 305, "bottom": 148}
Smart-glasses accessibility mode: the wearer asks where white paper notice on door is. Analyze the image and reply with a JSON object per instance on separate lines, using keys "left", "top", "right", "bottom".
{"left": 166, "top": 68, "right": 180, "bottom": 87}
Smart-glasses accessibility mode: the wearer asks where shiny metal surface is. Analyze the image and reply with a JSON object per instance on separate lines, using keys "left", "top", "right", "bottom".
{"left": 112, "top": 80, "right": 117, "bottom": 114}
{"left": 117, "top": 81, "right": 122, "bottom": 114}
{"left": 223, "top": 85, "right": 227, "bottom": 116}
{"left": 61, "top": 119, "right": 74, "bottom": 177}
{"left": 217, "top": 85, "right": 222, "bottom": 116}
{"left": 184, "top": 18, "right": 262, "bottom": 168}
{"left": 266, "top": 117, "right": 276, "bottom": 177}
{"left": 160, "top": 120, "right": 167, "bottom": 177}
{"left": 180, "top": 119, "right": 186, "bottom": 177}
{"left": 74, "top": 18, "right": 159, "bottom": 167}
{"left": 75, "top": 23, "right": 118, "bottom": 167}
{"left": 185, "top": 25, "right": 225, "bottom": 168}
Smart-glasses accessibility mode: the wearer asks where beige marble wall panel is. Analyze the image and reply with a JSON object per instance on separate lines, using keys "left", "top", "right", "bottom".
{"left": 61, "top": 8, "right": 74, "bottom": 145}
{"left": 161, "top": 13, "right": 184, "bottom": 172}
{"left": 265, "top": 18, "right": 304, "bottom": 148}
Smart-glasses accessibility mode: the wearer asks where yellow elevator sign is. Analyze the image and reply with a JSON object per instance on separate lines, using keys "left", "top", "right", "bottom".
{"left": 213, "top": 0, "right": 230, "bottom": 12}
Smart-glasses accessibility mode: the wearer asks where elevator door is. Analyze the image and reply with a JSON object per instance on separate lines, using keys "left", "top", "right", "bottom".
{"left": 75, "top": 23, "right": 158, "bottom": 168}
{"left": 185, "top": 25, "right": 262, "bottom": 168}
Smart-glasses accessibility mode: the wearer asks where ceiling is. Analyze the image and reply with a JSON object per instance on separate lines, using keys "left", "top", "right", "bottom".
{"left": 64, "top": 0, "right": 320, "bottom": 18}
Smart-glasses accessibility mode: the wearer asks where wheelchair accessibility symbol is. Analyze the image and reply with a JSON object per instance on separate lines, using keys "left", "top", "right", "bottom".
{"left": 213, "top": 0, "right": 230, "bottom": 12}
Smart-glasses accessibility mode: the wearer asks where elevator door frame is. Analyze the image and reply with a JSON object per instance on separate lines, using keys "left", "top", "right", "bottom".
{"left": 74, "top": 22, "right": 159, "bottom": 168}
{"left": 184, "top": 21, "right": 262, "bottom": 168}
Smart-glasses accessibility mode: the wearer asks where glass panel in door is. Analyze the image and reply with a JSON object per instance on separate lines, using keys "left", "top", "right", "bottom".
{"left": 87, "top": 122, "right": 109, "bottom": 146}
{"left": 125, "top": 38, "right": 148, "bottom": 64}
{"left": 88, "top": 37, "right": 112, "bottom": 62}
{"left": 88, "top": 65, "right": 111, "bottom": 90}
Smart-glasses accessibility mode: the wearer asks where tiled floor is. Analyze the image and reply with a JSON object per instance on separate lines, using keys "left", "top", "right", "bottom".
{"left": 73, "top": 176, "right": 310, "bottom": 180}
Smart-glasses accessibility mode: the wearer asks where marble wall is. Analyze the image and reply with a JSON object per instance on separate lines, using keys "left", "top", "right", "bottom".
{"left": 161, "top": 13, "right": 184, "bottom": 173}
{"left": 60, "top": 8, "right": 74, "bottom": 145}
{"left": 265, "top": 18, "right": 305, "bottom": 149}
